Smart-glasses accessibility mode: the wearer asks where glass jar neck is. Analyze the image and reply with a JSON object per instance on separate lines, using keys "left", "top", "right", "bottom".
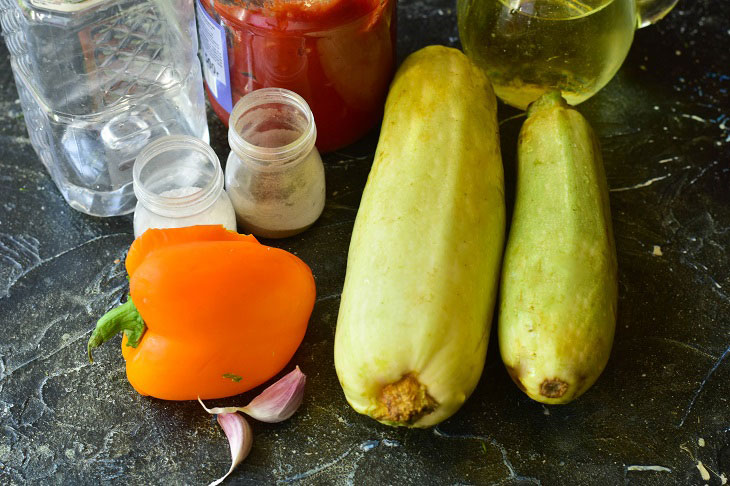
{"left": 228, "top": 88, "right": 317, "bottom": 171}
{"left": 134, "top": 136, "right": 224, "bottom": 218}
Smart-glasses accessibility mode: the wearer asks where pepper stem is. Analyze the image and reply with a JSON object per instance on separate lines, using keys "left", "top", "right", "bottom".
{"left": 87, "top": 297, "right": 146, "bottom": 363}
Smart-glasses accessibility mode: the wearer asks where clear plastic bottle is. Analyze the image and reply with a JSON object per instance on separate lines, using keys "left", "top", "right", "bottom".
{"left": 225, "top": 88, "right": 325, "bottom": 239}
{"left": 133, "top": 135, "right": 236, "bottom": 238}
{"left": 0, "top": 0, "right": 208, "bottom": 217}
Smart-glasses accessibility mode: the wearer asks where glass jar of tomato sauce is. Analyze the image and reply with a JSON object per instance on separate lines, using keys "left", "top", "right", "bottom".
{"left": 196, "top": 0, "right": 397, "bottom": 152}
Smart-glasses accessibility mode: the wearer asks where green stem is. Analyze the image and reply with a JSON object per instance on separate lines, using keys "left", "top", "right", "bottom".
{"left": 87, "top": 297, "right": 146, "bottom": 363}
{"left": 526, "top": 90, "right": 567, "bottom": 118}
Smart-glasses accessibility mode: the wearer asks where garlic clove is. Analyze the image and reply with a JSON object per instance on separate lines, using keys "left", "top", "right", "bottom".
{"left": 199, "top": 366, "right": 306, "bottom": 423}
{"left": 242, "top": 366, "right": 306, "bottom": 422}
{"left": 209, "top": 413, "right": 253, "bottom": 486}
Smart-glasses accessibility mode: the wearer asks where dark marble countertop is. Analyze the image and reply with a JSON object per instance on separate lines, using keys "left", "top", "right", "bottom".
{"left": 1, "top": 1, "right": 729, "bottom": 485}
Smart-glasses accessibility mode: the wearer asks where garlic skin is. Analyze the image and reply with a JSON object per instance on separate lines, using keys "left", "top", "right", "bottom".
{"left": 209, "top": 413, "right": 253, "bottom": 486}
{"left": 199, "top": 366, "right": 306, "bottom": 423}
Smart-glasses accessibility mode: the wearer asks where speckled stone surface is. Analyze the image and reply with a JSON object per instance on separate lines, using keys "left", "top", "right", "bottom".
{"left": 1, "top": 1, "right": 729, "bottom": 485}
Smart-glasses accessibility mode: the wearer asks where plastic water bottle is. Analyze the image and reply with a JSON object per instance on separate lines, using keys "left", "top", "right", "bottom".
{"left": 0, "top": 0, "right": 208, "bottom": 216}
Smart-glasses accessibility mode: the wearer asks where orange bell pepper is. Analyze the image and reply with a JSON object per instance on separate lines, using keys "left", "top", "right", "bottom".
{"left": 87, "top": 225, "right": 316, "bottom": 400}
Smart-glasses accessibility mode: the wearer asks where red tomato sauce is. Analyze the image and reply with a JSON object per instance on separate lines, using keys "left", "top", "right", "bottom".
{"left": 200, "top": 0, "right": 397, "bottom": 152}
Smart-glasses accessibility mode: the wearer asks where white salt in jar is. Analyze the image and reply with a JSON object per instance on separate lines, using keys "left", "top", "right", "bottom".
{"left": 225, "top": 88, "right": 326, "bottom": 238}
{"left": 133, "top": 136, "right": 237, "bottom": 238}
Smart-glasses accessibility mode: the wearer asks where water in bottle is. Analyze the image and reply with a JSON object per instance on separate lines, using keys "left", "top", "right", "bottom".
{"left": 0, "top": 0, "right": 208, "bottom": 216}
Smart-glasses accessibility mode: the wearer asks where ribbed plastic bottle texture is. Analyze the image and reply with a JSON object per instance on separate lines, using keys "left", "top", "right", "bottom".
{"left": 0, "top": 0, "right": 208, "bottom": 216}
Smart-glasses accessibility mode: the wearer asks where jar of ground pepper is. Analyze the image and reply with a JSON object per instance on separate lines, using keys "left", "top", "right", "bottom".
{"left": 225, "top": 88, "right": 325, "bottom": 238}
{"left": 195, "top": 0, "right": 396, "bottom": 152}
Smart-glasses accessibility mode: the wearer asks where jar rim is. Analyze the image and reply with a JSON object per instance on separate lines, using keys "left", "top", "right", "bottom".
{"left": 133, "top": 135, "right": 224, "bottom": 217}
{"left": 228, "top": 88, "right": 317, "bottom": 167}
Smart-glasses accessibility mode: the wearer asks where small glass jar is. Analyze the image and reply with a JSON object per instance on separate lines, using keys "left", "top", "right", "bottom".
{"left": 225, "top": 88, "right": 326, "bottom": 239}
{"left": 133, "top": 135, "right": 237, "bottom": 238}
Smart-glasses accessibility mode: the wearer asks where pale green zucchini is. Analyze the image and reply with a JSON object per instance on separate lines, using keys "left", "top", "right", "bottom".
{"left": 334, "top": 46, "right": 506, "bottom": 427}
{"left": 499, "top": 92, "right": 618, "bottom": 404}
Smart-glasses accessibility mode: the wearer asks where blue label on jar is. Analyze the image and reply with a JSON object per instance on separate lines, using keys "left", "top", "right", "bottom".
{"left": 195, "top": 0, "right": 233, "bottom": 113}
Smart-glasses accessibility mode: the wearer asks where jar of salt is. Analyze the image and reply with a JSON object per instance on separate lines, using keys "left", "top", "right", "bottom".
{"left": 133, "top": 136, "right": 237, "bottom": 238}
{"left": 225, "top": 88, "right": 326, "bottom": 238}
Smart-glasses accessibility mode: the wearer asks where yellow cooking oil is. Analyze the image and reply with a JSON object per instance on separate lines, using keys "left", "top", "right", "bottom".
{"left": 458, "top": 0, "right": 637, "bottom": 109}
